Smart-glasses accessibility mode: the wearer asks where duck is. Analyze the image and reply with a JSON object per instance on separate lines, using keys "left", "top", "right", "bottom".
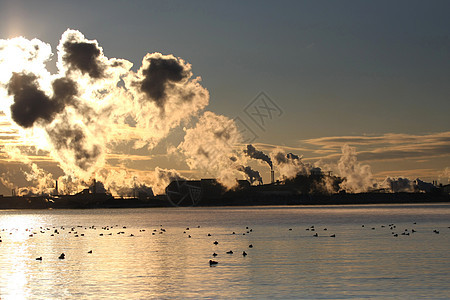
{"left": 209, "top": 260, "right": 218, "bottom": 266}
{"left": 242, "top": 251, "right": 247, "bottom": 256}
{"left": 36, "top": 257, "right": 42, "bottom": 261}
{"left": 226, "top": 250, "right": 233, "bottom": 254}
{"left": 58, "top": 253, "right": 65, "bottom": 259}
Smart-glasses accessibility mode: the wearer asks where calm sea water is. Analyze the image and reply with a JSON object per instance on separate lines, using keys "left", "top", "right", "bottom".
{"left": 0, "top": 203, "right": 449, "bottom": 299}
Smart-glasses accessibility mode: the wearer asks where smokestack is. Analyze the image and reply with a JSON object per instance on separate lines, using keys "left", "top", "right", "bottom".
{"left": 93, "top": 178, "right": 96, "bottom": 194}
{"left": 55, "top": 180, "right": 58, "bottom": 195}
{"left": 271, "top": 166, "right": 274, "bottom": 184}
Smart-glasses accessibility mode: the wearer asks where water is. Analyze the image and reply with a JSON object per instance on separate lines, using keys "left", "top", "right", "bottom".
{"left": 0, "top": 203, "right": 449, "bottom": 299}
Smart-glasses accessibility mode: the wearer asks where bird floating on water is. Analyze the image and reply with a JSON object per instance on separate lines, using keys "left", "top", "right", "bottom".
{"left": 209, "top": 260, "right": 218, "bottom": 266}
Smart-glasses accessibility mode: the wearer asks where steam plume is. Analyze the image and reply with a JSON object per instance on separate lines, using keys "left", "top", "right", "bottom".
{"left": 271, "top": 148, "right": 318, "bottom": 180}
{"left": 337, "top": 144, "right": 376, "bottom": 193}
{"left": 61, "top": 32, "right": 105, "bottom": 78}
{"left": 178, "top": 111, "right": 243, "bottom": 189}
{"left": 237, "top": 165, "right": 263, "bottom": 185}
{"left": 139, "top": 54, "right": 189, "bottom": 108}
{"left": 0, "top": 29, "right": 209, "bottom": 194}
{"left": 244, "top": 144, "right": 272, "bottom": 169}
{"left": 380, "top": 177, "right": 416, "bottom": 193}
{"left": 7, "top": 73, "right": 78, "bottom": 128}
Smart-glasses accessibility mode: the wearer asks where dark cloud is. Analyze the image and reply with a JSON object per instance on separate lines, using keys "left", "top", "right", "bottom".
{"left": 383, "top": 177, "right": 415, "bottom": 193}
{"left": 273, "top": 152, "right": 288, "bottom": 164}
{"left": 47, "top": 121, "right": 100, "bottom": 171}
{"left": 286, "top": 152, "right": 300, "bottom": 160}
{"left": 6, "top": 73, "right": 78, "bottom": 128}
{"left": 244, "top": 144, "right": 272, "bottom": 168}
{"left": 52, "top": 77, "right": 78, "bottom": 104}
{"left": 273, "top": 152, "right": 300, "bottom": 164}
{"left": 63, "top": 39, "right": 105, "bottom": 78}
{"left": 7, "top": 73, "right": 55, "bottom": 128}
{"left": 237, "top": 165, "right": 263, "bottom": 185}
{"left": 140, "top": 56, "right": 188, "bottom": 107}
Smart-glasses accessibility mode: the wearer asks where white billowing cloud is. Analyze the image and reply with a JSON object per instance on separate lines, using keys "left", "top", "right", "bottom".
{"left": 270, "top": 148, "right": 318, "bottom": 180}
{"left": 178, "top": 111, "right": 244, "bottom": 189}
{"left": 94, "top": 166, "right": 183, "bottom": 196}
{"left": 0, "top": 29, "right": 210, "bottom": 194}
{"left": 0, "top": 36, "right": 53, "bottom": 84}
{"left": 2, "top": 145, "right": 55, "bottom": 195}
{"left": 337, "top": 144, "right": 376, "bottom": 193}
{"left": 123, "top": 52, "right": 209, "bottom": 149}
{"left": 439, "top": 167, "right": 450, "bottom": 184}
{"left": 379, "top": 177, "right": 416, "bottom": 193}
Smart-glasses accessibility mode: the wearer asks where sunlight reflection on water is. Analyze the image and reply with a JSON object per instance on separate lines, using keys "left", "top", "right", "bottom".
{"left": 0, "top": 204, "right": 449, "bottom": 299}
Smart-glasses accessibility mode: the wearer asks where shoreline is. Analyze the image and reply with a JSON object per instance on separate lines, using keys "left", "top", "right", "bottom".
{"left": 0, "top": 192, "right": 448, "bottom": 209}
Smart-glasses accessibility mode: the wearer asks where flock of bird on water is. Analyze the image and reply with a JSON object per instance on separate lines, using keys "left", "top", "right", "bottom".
{"left": 0, "top": 222, "right": 446, "bottom": 267}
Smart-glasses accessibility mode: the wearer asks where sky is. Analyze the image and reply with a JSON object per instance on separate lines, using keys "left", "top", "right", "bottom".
{"left": 0, "top": 0, "right": 449, "bottom": 195}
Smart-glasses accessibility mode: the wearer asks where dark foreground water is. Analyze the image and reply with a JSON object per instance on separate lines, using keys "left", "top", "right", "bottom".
{"left": 0, "top": 203, "right": 449, "bottom": 299}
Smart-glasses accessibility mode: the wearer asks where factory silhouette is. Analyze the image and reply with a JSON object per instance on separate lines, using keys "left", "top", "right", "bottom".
{"left": 1, "top": 167, "right": 449, "bottom": 209}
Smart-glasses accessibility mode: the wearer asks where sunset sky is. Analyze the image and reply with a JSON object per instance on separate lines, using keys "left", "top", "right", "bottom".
{"left": 0, "top": 0, "right": 449, "bottom": 195}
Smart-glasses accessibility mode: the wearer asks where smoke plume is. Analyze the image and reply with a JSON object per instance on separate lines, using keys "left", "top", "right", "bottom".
{"left": 2, "top": 145, "right": 56, "bottom": 196}
{"left": 439, "top": 167, "right": 450, "bottom": 184}
{"left": 61, "top": 32, "right": 105, "bottom": 78}
{"left": 0, "top": 29, "right": 210, "bottom": 194}
{"left": 139, "top": 54, "right": 189, "bottom": 108}
{"left": 337, "top": 144, "right": 376, "bottom": 193}
{"left": 178, "top": 111, "right": 243, "bottom": 189}
{"left": 237, "top": 165, "right": 263, "bottom": 185}
{"left": 6, "top": 72, "right": 78, "bottom": 128}
{"left": 271, "top": 148, "right": 318, "bottom": 180}
{"left": 380, "top": 177, "right": 416, "bottom": 193}
{"left": 244, "top": 144, "right": 272, "bottom": 169}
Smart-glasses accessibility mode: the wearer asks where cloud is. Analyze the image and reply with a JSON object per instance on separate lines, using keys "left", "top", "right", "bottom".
{"left": 380, "top": 177, "right": 416, "bottom": 193}
{"left": 6, "top": 73, "right": 78, "bottom": 128}
{"left": 124, "top": 52, "right": 209, "bottom": 149}
{"left": 139, "top": 54, "right": 189, "bottom": 108}
{"left": 244, "top": 144, "right": 272, "bottom": 169}
{"left": 237, "top": 165, "right": 262, "bottom": 185}
{"left": 337, "top": 144, "right": 376, "bottom": 193}
{"left": 0, "top": 29, "right": 210, "bottom": 194}
{"left": 270, "top": 148, "right": 318, "bottom": 180}
{"left": 178, "top": 111, "right": 243, "bottom": 189}
{"left": 303, "top": 132, "right": 450, "bottom": 162}
{"left": 59, "top": 29, "right": 110, "bottom": 79}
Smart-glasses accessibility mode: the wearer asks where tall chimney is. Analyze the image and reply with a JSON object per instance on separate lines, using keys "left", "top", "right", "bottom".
{"left": 55, "top": 180, "right": 58, "bottom": 195}
{"left": 93, "top": 178, "right": 97, "bottom": 194}
{"left": 271, "top": 166, "right": 274, "bottom": 184}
